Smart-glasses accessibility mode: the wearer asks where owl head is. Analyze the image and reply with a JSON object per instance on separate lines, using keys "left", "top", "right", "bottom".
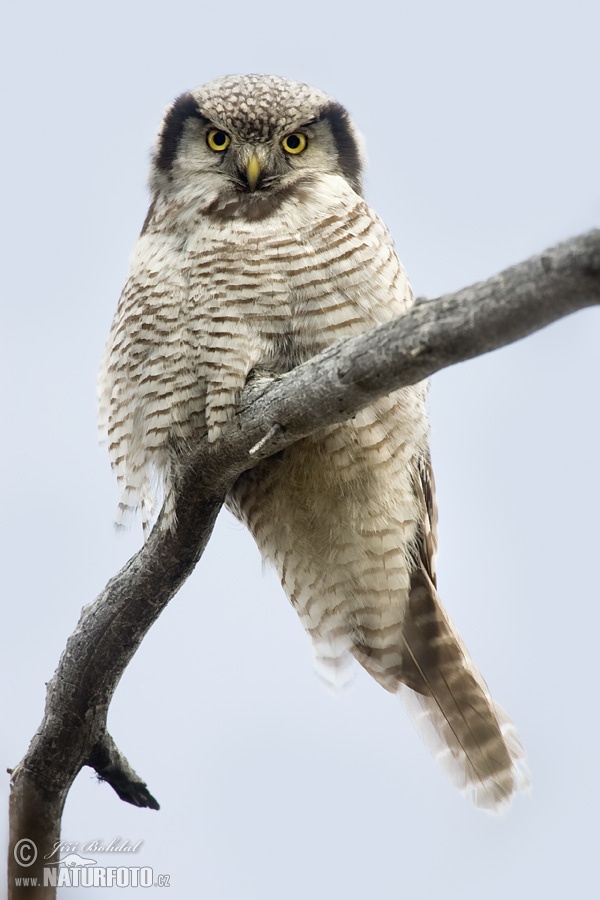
{"left": 148, "top": 74, "right": 365, "bottom": 219}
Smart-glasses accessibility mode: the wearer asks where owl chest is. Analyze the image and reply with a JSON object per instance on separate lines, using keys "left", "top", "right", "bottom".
{"left": 192, "top": 262, "right": 317, "bottom": 371}
{"left": 181, "top": 225, "right": 389, "bottom": 374}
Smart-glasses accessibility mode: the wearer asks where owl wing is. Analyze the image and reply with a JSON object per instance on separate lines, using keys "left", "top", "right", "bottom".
{"left": 394, "top": 456, "right": 529, "bottom": 809}
{"left": 414, "top": 449, "right": 439, "bottom": 586}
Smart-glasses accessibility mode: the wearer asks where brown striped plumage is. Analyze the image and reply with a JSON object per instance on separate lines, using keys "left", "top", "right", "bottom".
{"left": 98, "top": 75, "right": 528, "bottom": 809}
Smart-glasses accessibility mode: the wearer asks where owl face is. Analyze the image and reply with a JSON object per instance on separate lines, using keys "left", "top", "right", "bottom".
{"left": 148, "top": 74, "right": 365, "bottom": 220}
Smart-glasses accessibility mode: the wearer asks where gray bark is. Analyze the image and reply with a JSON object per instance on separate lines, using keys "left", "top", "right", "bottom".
{"left": 7, "top": 228, "right": 600, "bottom": 898}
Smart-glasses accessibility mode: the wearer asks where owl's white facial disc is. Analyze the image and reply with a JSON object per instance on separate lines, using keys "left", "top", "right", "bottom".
{"left": 148, "top": 74, "right": 365, "bottom": 220}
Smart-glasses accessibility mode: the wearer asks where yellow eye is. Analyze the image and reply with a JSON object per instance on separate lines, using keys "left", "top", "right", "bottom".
{"left": 282, "top": 133, "right": 307, "bottom": 155}
{"left": 207, "top": 129, "right": 231, "bottom": 152}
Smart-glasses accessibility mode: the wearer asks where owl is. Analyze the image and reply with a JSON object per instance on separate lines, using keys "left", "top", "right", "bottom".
{"left": 98, "top": 74, "right": 527, "bottom": 809}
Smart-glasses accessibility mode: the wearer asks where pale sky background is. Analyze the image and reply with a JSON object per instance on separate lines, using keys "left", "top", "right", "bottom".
{"left": 1, "top": 1, "right": 599, "bottom": 898}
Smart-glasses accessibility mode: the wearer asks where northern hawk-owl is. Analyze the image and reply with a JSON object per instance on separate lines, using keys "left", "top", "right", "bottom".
{"left": 98, "top": 74, "right": 527, "bottom": 809}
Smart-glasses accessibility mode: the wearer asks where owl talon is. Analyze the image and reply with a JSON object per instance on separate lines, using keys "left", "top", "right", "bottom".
{"left": 246, "top": 368, "right": 281, "bottom": 383}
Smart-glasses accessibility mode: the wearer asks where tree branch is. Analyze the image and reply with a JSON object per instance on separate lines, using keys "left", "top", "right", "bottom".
{"left": 7, "top": 229, "right": 599, "bottom": 898}
{"left": 88, "top": 733, "right": 160, "bottom": 810}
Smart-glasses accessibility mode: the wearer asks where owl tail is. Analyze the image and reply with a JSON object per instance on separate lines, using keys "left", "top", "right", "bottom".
{"left": 354, "top": 569, "right": 529, "bottom": 811}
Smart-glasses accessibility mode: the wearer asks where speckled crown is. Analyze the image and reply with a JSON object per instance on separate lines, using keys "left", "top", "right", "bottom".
{"left": 190, "top": 74, "right": 333, "bottom": 141}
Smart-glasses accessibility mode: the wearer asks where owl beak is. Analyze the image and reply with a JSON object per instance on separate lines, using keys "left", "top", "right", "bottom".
{"left": 245, "top": 154, "right": 262, "bottom": 192}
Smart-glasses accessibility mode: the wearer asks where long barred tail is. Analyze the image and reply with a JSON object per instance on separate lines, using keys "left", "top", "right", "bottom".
{"left": 402, "top": 687, "right": 528, "bottom": 810}
{"left": 355, "top": 568, "right": 529, "bottom": 810}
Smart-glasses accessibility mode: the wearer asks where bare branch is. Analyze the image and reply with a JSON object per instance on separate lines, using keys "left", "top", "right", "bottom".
{"left": 7, "top": 229, "right": 599, "bottom": 898}
{"left": 88, "top": 733, "right": 160, "bottom": 810}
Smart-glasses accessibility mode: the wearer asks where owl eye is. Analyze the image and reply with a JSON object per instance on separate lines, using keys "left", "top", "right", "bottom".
{"left": 281, "top": 133, "right": 308, "bottom": 155}
{"left": 207, "top": 129, "right": 231, "bottom": 152}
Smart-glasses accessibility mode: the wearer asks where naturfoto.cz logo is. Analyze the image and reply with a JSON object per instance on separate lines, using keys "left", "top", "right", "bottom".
{"left": 13, "top": 838, "right": 171, "bottom": 889}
